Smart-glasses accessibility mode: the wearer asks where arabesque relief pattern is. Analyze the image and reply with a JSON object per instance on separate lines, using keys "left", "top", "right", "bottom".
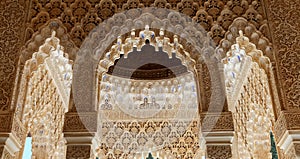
{"left": 96, "top": 73, "right": 203, "bottom": 158}
{"left": 96, "top": 120, "right": 203, "bottom": 158}
{"left": 0, "top": 0, "right": 299, "bottom": 158}
{"left": 26, "top": 0, "right": 268, "bottom": 48}
{"left": 266, "top": 0, "right": 300, "bottom": 110}
{"left": 0, "top": 0, "right": 25, "bottom": 113}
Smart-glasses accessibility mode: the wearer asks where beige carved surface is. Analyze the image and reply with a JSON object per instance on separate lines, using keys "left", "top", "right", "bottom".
{"left": 64, "top": 112, "right": 98, "bottom": 132}
{"left": 0, "top": 1, "right": 25, "bottom": 112}
{"left": 274, "top": 112, "right": 288, "bottom": 143}
{"left": 10, "top": 116, "right": 26, "bottom": 150}
{"left": 2, "top": 148, "right": 13, "bottom": 159}
{"left": 25, "top": 0, "right": 268, "bottom": 49}
{"left": 0, "top": 147, "right": 3, "bottom": 157}
{"left": 96, "top": 73, "right": 203, "bottom": 158}
{"left": 0, "top": 113, "right": 12, "bottom": 132}
{"left": 72, "top": 8, "right": 226, "bottom": 120}
{"left": 216, "top": 18, "right": 272, "bottom": 62}
{"left": 275, "top": 111, "right": 300, "bottom": 141}
{"left": 99, "top": 26, "right": 195, "bottom": 68}
{"left": 96, "top": 120, "right": 202, "bottom": 158}
{"left": 265, "top": 0, "right": 300, "bottom": 110}
{"left": 0, "top": 0, "right": 299, "bottom": 158}
{"left": 282, "top": 144, "right": 297, "bottom": 159}
{"left": 198, "top": 62, "right": 211, "bottom": 112}
{"left": 295, "top": 143, "right": 300, "bottom": 156}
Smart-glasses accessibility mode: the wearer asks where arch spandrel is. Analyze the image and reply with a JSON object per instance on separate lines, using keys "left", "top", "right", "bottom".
{"left": 20, "top": 20, "right": 78, "bottom": 66}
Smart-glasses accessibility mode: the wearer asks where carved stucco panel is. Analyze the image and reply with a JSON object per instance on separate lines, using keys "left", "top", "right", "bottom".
{"left": 0, "top": 1, "right": 25, "bottom": 112}
{"left": 265, "top": 0, "right": 300, "bottom": 109}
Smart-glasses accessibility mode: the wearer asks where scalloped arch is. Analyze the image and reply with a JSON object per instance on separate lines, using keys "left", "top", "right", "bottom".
{"left": 216, "top": 17, "right": 273, "bottom": 62}
{"left": 73, "top": 8, "right": 226, "bottom": 114}
{"left": 97, "top": 29, "right": 198, "bottom": 76}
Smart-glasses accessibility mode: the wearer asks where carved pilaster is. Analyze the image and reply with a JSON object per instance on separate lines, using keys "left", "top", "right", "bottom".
{"left": 265, "top": 0, "right": 300, "bottom": 110}
{"left": 207, "top": 145, "right": 232, "bottom": 159}
{"left": 0, "top": 114, "right": 23, "bottom": 159}
{"left": 0, "top": 0, "right": 26, "bottom": 113}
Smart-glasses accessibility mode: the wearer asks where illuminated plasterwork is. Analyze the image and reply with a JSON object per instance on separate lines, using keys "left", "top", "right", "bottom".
{"left": 96, "top": 73, "right": 204, "bottom": 158}
{"left": 95, "top": 25, "right": 205, "bottom": 158}
{"left": 223, "top": 31, "right": 275, "bottom": 159}
{"left": 21, "top": 32, "right": 72, "bottom": 159}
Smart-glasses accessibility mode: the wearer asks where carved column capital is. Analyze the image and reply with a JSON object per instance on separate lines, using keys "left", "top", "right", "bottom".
{"left": 200, "top": 112, "right": 234, "bottom": 132}
{"left": 275, "top": 111, "right": 300, "bottom": 142}
{"left": 64, "top": 112, "right": 97, "bottom": 133}
{"left": 275, "top": 111, "right": 300, "bottom": 158}
{"left": 66, "top": 145, "right": 92, "bottom": 159}
{"left": 207, "top": 145, "right": 232, "bottom": 159}
{"left": 65, "top": 131, "right": 96, "bottom": 159}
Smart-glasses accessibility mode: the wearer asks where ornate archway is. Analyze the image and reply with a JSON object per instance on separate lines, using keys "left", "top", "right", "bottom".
{"left": 72, "top": 8, "right": 227, "bottom": 158}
